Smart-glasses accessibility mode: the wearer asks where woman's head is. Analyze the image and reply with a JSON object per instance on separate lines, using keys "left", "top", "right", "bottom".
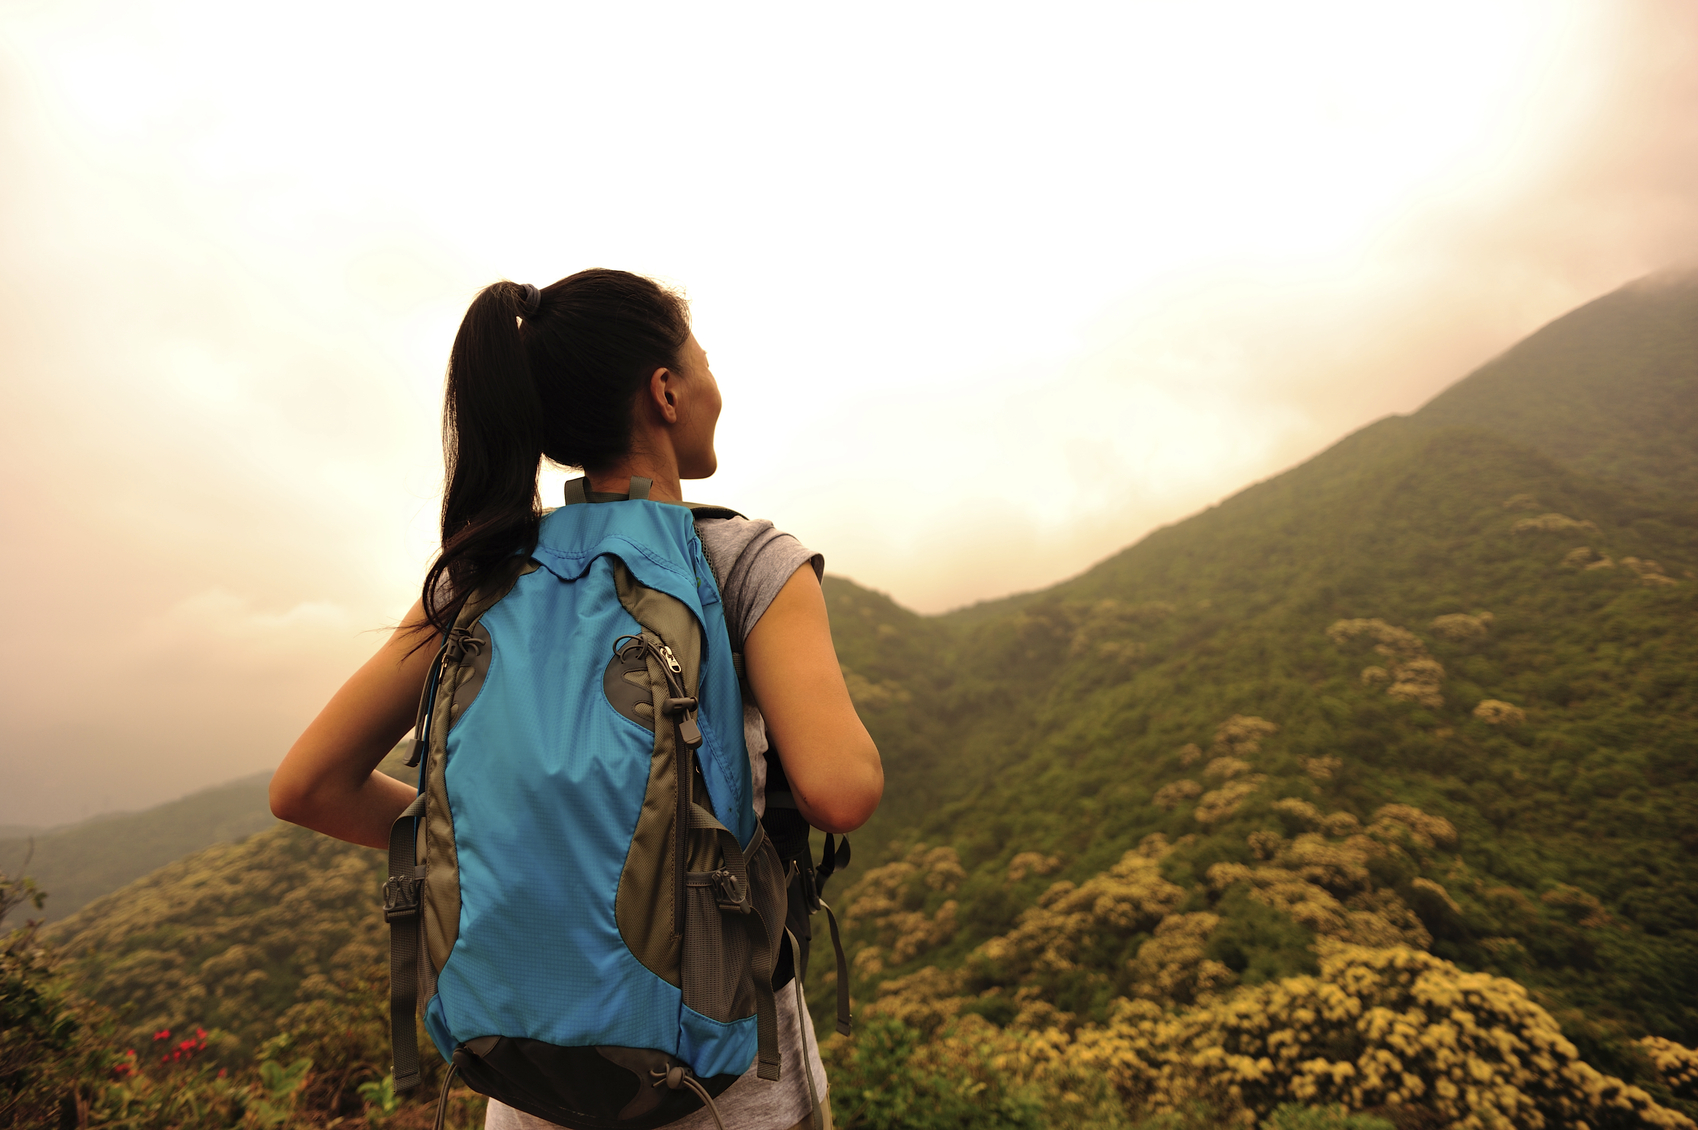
{"left": 424, "top": 268, "right": 698, "bottom": 633}
{"left": 516, "top": 269, "right": 693, "bottom": 470}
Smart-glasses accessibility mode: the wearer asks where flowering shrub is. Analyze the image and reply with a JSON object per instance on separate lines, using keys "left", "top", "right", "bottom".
{"left": 1215, "top": 716, "right": 1281, "bottom": 758}
{"left": 846, "top": 845, "right": 968, "bottom": 973}
{"left": 1429, "top": 613, "right": 1493, "bottom": 643}
{"left": 1621, "top": 558, "right": 1679, "bottom": 586}
{"left": 1328, "top": 621, "right": 1444, "bottom": 708}
{"left": 1511, "top": 513, "right": 1600, "bottom": 535}
{"left": 1640, "top": 1037, "right": 1698, "bottom": 1101}
{"left": 1472, "top": 700, "right": 1525, "bottom": 726}
{"left": 1196, "top": 778, "right": 1269, "bottom": 826}
{"left": 967, "top": 849, "right": 1185, "bottom": 985}
{"left": 852, "top": 931, "right": 1698, "bottom": 1129}
{"left": 1155, "top": 780, "right": 1204, "bottom": 810}
{"left": 1111, "top": 942, "right": 1693, "bottom": 1128}
{"left": 1562, "top": 547, "right": 1598, "bottom": 568}
{"left": 1006, "top": 852, "right": 1063, "bottom": 884}
{"left": 1304, "top": 757, "right": 1344, "bottom": 782}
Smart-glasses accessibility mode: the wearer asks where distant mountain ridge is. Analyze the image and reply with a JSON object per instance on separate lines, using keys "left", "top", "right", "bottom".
{"left": 1417, "top": 270, "right": 1698, "bottom": 504}
{"left": 0, "top": 771, "right": 276, "bottom": 924}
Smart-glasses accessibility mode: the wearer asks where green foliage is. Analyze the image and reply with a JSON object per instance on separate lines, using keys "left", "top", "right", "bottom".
{"left": 1, "top": 867, "right": 100, "bottom": 1128}
{"left": 1202, "top": 891, "right": 1317, "bottom": 986}
{"left": 824, "top": 1016, "right": 1047, "bottom": 1130}
{"left": 246, "top": 1056, "right": 312, "bottom": 1127}
{"left": 1260, "top": 1104, "right": 1396, "bottom": 1130}
{"left": 358, "top": 1073, "right": 403, "bottom": 1124}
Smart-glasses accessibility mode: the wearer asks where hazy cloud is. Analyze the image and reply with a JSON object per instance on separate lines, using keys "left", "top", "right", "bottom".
{"left": 2, "top": 1, "right": 1695, "bottom": 824}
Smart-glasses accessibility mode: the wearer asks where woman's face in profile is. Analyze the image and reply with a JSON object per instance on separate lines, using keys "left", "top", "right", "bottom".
{"left": 674, "top": 332, "right": 722, "bottom": 480}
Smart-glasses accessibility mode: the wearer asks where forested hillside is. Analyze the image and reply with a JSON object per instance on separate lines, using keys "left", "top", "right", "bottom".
{"left": 0, "top": 773, "right": 275, "bottom": 924}
{"left": 8, "top": 274, "right": 1697, "bottom": 1128}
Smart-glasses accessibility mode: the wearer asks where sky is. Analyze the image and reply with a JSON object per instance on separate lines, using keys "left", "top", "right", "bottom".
{"left": 2, "top": 1, "right": 1696, "bottom": 827}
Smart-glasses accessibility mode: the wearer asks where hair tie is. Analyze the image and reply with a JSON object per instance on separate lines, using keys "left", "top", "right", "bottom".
{"left": 517, "top": 283, "right": 542, "bottom": 319}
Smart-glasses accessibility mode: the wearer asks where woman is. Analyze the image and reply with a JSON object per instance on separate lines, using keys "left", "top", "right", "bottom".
{"left": 270, "top": 269, "right": 884, "bottom": 1130}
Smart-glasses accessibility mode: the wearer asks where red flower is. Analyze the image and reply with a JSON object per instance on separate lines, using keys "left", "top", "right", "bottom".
{"left": 153, "top": 1029, "right": 171, "bottom": 1042}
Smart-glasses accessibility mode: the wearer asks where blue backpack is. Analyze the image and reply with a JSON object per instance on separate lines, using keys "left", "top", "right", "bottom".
{"left": 383, "top": 478, "right": 804, "bottom": 1128}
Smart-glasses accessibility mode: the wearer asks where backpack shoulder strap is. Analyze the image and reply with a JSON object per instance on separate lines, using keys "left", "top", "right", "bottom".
{"left": 561, "top": 476, "right": 742, "bottom": 518}
{"left": 684, "top": 502, "right": 745, "bottom": 521}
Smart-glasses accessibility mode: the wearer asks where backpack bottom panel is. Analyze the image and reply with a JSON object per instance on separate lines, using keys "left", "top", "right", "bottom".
{"left": 452, "top": 1036, "right": 740, "bottom": 1130}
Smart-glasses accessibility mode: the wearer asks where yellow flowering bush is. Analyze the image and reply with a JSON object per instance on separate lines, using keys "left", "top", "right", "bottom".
{"left": 1328, "top": 620, "right": 1444, "bottom": 708}
{"left": 1639, "top": 1036, "right": 1698, "bottom": 1101}
{"left": 968, "top": 850, "right": 1186, "bottom": 983}
{"left": 1007, "top": 852, "right": 1064, "bottom": 884}
{"left": 1429, "top": 613, "right": 1493, "bottom": 643}
{"left": 1196, "top": 778, "right": 1269, "bottom": 826}
{"left": 1472, "top": 700, "right": 1526, "bottom": 726}
{"left": 1215, "top": 716, "right": 1281, "bottom": 758}
{"left": 845, "top": 844, "right": 968, "bottom": 971}
{"left": 1154, "top": 780, "right": 1204, "bottom": 810}
{"left": 1621, "top": 557, "right": 1679, "bottom": 586}
{"left": 1511, "top": 513, "right": 1600, "bottom": 535}
{"left": 1076, "top": 943, "right": 1694, "bottom": 1129}
{"left": 1127, "top": 913, "right": 1236, "bottom": 1008}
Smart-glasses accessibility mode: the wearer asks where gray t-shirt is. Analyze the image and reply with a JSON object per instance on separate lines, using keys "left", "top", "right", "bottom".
{"left": 486, "top": 516, "right": 828, "bottom": 1130}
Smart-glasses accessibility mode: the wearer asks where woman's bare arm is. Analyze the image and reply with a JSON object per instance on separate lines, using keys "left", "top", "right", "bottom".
{"left": 269, "top": 600, "right": 438, "bottom": 849}
{"left": 743, "top": 568, "right": 884, "bottom": 833}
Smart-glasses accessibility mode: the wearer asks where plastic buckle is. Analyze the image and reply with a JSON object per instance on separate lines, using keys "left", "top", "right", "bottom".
{"left": 711, "top": 870, "right": 752, "bottom": 914}
{"left": 383, "top": 876, "right": 422, "bottom": 922}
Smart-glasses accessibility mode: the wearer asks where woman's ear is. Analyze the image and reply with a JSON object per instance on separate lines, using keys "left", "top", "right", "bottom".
{"left": 644, "top": 365, "right": 679, "bottom": 424}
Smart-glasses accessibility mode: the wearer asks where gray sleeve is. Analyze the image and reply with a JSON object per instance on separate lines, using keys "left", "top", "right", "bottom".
{"left": 695, "top": 517, "right": 824, "bottom": 648}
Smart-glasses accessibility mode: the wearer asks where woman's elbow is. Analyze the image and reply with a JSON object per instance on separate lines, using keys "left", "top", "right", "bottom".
{"left": 268, "top": 769, "right": 311, "bottom": 826}
{"left": 799, "top": 760, "right": 884, "bottom": 834}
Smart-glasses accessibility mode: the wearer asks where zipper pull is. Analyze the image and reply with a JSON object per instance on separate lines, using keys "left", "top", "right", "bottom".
{"left": 659, "top": 645, "right": 683, "bottom": 674}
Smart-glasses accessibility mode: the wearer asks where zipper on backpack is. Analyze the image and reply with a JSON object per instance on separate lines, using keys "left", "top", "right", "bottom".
{"left": 613, "top": 632, "right": 702, "bottom": 936}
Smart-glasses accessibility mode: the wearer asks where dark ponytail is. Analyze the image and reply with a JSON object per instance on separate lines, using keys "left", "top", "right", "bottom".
{"left": 421, "top": 269, "right": 691, "bottom": 635}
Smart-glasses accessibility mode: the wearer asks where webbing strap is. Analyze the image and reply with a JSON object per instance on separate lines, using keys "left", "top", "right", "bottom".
{"left": 819, "top": 899, "right": 852, "bottom": 1036}
{"left": 386, "top": 793, "right": 427, "bottom": 1091}
{"left": 745, "top": 834, "right": 782, "bottom": 1082}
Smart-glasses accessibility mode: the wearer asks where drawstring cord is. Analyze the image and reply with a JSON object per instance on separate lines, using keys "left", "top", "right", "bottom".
{"left": 430, "top": 1063, "right": 458, "bottom": 1130}
{"left": 790, "top": 929, "right": 824, "bottom": 1130}
{"left": 651, "top": 1066, "right": 728, "bottom": 1130}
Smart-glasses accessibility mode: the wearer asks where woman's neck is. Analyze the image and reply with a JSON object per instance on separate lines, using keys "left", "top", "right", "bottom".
{"left": 587, "top": 455, "right": 683, "bottom": 503}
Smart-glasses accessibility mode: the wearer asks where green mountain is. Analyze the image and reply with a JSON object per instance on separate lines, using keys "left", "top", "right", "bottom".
{"left": 0, "top": 772, "right": 277, "bottom": 924}
{"left": 1416, "top": 271, "right": 1698, "bottom": 504}
{"left": 38, "top": 274, "right": 1698, "bottom": 1127}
